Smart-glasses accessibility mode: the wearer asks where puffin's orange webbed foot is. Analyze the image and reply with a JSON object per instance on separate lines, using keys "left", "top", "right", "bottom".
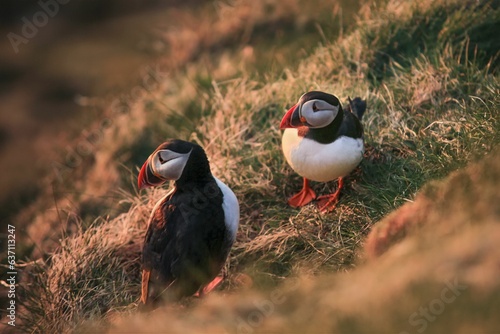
{"left": 288, "top": 178, "right": 316, "bottom": 207}
{"left": 316, "top": 177, "right": 344, "bottom": 213}
{"left": 195, "top": 276, "right": 224, "bottom": 297}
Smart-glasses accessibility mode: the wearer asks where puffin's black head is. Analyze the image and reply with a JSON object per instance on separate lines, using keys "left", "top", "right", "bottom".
{"left": 280, "top": 91, "right": 342, "bottom": 129}
{"left": 138, "top": 140, "right": 211, "bottom": 189}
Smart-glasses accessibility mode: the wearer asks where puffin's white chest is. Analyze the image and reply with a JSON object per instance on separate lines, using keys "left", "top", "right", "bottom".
{"left": 215, "top": 177, "right": 239, "bottom": 242}
{"left": 282, "top": 128, "right": 364, "bottom": 182}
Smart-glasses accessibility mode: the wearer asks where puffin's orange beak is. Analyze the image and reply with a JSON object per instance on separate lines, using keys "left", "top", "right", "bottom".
{"left": 138, "top": 159, "right": 151, "bottom": 189}
{"left": 138, "top": 157, "right": 165, "bottom": 189}
{"left": 280, "top": 104, "right": 299, "bottom": 129}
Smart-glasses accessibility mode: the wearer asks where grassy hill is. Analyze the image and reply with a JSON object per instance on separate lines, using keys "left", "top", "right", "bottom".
{"left": 9, "top": 0, "right": 500, "bottom": 332}
{"left": 11, "top": 0, "right": 359, "bottom": 259}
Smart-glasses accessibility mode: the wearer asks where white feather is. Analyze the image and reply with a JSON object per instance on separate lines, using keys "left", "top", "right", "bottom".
{"left": 152, "top": 149, "right": 192, "bottom": 181}
{"left": 215, "top": 177, "right": 240, "bottom": 242}
{"left": 282, "top": 128, "right": 364, "bottom": 182}
{"left": 301, "top": 99, "right": 339, "bottom": 128}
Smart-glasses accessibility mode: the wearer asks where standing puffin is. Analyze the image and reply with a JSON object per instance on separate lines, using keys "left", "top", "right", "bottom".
{"left": 280, "top": 91, "right": 366, "bottom": 213}
{"left": 137, "top": 139, "right": 239, "bottom": 306}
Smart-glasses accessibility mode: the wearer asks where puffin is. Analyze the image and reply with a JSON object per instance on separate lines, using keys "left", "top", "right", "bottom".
{"left": 137, "top": 139, "right": 239, "bottom": 306}
{"left": 280, "top": 91, "right": 366, "bottom": 213}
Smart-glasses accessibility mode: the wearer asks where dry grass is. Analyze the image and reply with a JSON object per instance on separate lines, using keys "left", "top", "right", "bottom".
{"left": 16, "top": 0, "right": 353, "bottom": 259}
{"left": 14, "top": 0, "right": 500, "bottom": 332}
{"left": 104, "top": 150, "right": 500, "bottom": 333}
{"left": 19, "top": 188, "right": 167, "bottom": 333}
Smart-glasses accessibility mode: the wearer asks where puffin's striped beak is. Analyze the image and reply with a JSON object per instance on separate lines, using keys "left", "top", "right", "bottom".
{"left": 280, "top": 104, "right": 301, "bottom": 129}
{"left": 138, "top": 157, "right": 165, "bottom": 189}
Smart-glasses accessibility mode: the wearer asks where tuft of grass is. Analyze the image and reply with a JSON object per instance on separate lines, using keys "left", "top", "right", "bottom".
{"left": 16, "top": 0, "right": 500, "bottom": 332}
{"left": 18, "top": 189, "right": 157, "bottom": 333}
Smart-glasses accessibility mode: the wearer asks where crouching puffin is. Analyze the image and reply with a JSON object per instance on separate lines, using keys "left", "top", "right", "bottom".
{"left": 280, "top": 91, "right": 366, "bottom": 213}
{"left": 137, "top": 139, "right": 239, "bottom": 306}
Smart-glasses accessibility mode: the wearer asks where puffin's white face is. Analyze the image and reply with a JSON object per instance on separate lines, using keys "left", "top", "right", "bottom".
{"left": 150, "top": 149, "right": 192, "bottom": 181}
{"left": 299, "top": 99, "right": 339, "bottom": 128}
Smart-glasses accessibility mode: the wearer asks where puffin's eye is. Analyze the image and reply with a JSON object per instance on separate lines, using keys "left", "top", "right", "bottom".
{"left": 158, "top": 153, "right": 165, "bottom": 164}
{"left": 312, "top": 102, "right": 318, "bottom": 112}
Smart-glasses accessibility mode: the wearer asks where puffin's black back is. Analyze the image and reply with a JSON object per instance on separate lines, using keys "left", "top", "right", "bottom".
{"left": 141, "top": 140, "right": 228, "bottom": 304}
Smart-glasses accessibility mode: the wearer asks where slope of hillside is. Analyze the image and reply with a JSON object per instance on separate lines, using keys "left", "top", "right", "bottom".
{"left": 108, "top": 149, "right": 500, "bottom": 333}
{"left": 13, "top": 0, "right": 359, "bottom": 259}
{"left": 2, "top": 0, "right": 362, "bottom": 329}
{"left": 12, "top": 0, "right": 499, "bottom": 332}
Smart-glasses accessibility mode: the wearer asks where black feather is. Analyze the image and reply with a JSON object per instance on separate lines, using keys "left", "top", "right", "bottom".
{"left": 346, "top": 96, "right": 367, "bottom": 121}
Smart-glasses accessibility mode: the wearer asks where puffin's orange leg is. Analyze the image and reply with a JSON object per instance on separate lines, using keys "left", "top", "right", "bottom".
{"left": 140, "top": 269, "right": 151, "bottom": 305}
{"left": 288, "top": 178, "right": 317, "bottom": 207}
{"left": 317, "top": 177, "right": 344, "bottom": 213}
{"left": 195, "top": 276, "right": 224, "bottom": 297}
